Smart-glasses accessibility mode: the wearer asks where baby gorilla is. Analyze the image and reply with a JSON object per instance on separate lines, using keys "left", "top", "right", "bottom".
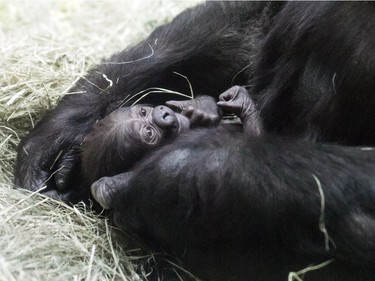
{"left": 82, "top": 104, "right": 189, "bottom": 184}
{"left": 81, "top": 94, "right": 232, "bottom": 184}
{"left": 89, "top": 86, "right": 262, "bottom": 209}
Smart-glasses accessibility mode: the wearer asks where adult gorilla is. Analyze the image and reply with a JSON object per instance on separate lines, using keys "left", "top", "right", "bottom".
{"left": 14, "top": 1, "right": 375, "bottom": 280}
{"left": 16, "top": 1, "right": 374, "bottom": 214}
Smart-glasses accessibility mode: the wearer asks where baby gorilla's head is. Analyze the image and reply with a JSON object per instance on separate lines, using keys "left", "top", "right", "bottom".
{"left": 82, "top": 104, "right": 190, "bottom": 183}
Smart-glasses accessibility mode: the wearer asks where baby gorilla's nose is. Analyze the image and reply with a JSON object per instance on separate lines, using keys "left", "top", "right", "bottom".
{"left": 153, "top": 105, "right": 177, "bottom": 129}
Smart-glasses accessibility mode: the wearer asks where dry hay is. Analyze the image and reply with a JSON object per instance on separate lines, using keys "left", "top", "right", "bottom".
{"left": 0, "top": 1, "right": 201, "bottom": 280}
{"left": 0, "top": 184, "right": 144, "bottom": 281}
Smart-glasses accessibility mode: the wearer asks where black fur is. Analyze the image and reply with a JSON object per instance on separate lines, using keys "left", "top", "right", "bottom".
{"left": 253, "top": 2, "right": 375, "bottom": 145}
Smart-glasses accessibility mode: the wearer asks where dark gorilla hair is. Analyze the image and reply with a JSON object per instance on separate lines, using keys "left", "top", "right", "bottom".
{"left": 253, "top": 2, "right": 375, "bottom": 144}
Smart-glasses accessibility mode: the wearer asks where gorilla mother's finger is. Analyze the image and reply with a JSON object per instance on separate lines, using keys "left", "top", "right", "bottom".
{"left": 218, "top": 86, "right": 241, "bottom": 102}
{"left": 217, "top": 100, "right": 241, "bottom": 112}
{"left": 54, "top": 147, "right": 80, "bottom": 191}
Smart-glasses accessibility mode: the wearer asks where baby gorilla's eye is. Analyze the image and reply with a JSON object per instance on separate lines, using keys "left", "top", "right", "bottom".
{"left": 141, "top": 125, "right": 159, "bottom": 145}
{"left": 140, "top": 107, "right": 147, "bottom": 117}
{"left": 145, "top": 127, "right": 154, "bottom": 137}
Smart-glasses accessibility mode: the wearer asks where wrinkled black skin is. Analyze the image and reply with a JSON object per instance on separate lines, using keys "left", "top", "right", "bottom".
{"left": 108, "top": 128, "right": 375, "bottom": 281}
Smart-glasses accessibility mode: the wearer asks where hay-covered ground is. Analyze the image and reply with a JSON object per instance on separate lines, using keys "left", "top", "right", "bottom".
{"left": 0, "top": 1, "right": 201, "bottom": 280}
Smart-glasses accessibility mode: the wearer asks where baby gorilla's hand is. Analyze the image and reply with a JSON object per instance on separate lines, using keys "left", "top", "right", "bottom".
{"left": 166, "top": 96, "right": 222, "bottom": 128}
{"left": 217, "top": 86, "right": 255, "bottom": 120}
{"left": 217, "top": 86, "right": 263, "bottom": 136}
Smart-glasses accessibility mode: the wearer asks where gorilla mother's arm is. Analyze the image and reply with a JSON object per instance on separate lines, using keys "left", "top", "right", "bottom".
{"left": 16, "top": 2, "right": 272, "bottom": 192}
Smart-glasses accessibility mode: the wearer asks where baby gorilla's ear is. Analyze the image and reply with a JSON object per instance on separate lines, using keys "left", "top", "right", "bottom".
{"left": 91, "top": 172, "right": 134, "bottom": 209}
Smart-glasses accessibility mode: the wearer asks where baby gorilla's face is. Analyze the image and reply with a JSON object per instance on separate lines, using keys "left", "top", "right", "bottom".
{"left": 81, "top": 105, "right": 190, "bottom": 184}
{"left": 126, "top": 105, "right": 190, "bottom": 145}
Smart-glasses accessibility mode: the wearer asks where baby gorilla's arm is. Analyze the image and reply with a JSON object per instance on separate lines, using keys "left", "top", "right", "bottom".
{"left": 217, "top": 86, "right": 263, "bottom": 136}
{"left": 166, "top": 96, "right": 222, "bottom": 128}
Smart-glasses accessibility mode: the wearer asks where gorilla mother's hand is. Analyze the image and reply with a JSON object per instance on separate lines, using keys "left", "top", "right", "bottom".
{"left": 15, "top": 93, "right": 103, "bottom": 194}
{"left": 166, "top": 95, "right": 222, "bottom": 128}
{"left": 16, "top": 132, "right": 81, "bottom": 194}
